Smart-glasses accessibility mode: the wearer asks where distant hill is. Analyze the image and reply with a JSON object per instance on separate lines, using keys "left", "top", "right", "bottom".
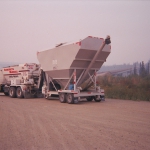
{"left": 99, "top": 64, "right": 133, "bottom": 72}
{"left": 0, "top": 62, "right": 19, "bottom": 69}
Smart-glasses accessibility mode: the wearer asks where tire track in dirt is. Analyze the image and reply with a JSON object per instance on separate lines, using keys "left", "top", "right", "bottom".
{"left": 0, "top": 96, "right": 150, "bottom": 150}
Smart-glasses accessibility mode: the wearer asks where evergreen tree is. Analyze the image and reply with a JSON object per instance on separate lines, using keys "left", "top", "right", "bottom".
{"left": 147, "top": 62, "right": 150, "bottom": 75}
{"left": 139, "top": 62, "right": 142, "bottom": 76}
{"left": 139, "top": 61, "right": 146, "bottom": 77}
{"left": 133, "top": 64, "right": 137, "bottom": 75}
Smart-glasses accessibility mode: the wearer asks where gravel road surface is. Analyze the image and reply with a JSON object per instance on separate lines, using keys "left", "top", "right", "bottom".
{"left": 0, "top": 95, "right": 150, "bottom": 150}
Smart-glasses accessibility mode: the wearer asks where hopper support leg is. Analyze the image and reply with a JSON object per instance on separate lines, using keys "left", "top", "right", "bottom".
{"left": 64, "top": 71, "right": 74, "bottom": 90}
{"left": 73, "top": 69, "right": 76, "bottom": 91}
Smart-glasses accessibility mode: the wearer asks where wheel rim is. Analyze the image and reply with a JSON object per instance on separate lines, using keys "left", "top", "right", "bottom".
{"left": 17, "top": 89, "right": 21, "bottom": 97}
{"left": 10, "top": 89, "right": 13, "bottom": 96}
{"left": 60, "top": 94, "right": 64, "bottom": 102}
{"left": 67, "top": 94, "right": 72, "bottom": 103}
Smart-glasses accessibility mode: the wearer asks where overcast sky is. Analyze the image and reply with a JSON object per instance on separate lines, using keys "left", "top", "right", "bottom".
{"left": 0, "top": 0, "right": 150, "bottom": 65}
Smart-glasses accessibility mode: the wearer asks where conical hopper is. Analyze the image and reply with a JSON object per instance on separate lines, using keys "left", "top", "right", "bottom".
{"left": 37, "top": 36, "right": 111, "bottom": 89}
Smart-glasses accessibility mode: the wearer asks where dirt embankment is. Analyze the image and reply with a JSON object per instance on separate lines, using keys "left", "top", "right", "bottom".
{"left": 0, "top": 95, "right": 150, "bottom": 150}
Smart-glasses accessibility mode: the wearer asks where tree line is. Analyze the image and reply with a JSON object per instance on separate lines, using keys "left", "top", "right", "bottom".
{"left": 134, "top": 60, "right": 150, "bottom": 77}
{"left": 97, "top": 60, "right": 150, "bottom": 101}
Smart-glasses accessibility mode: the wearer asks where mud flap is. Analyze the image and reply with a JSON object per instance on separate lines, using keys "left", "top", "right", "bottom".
{"left": 36, "top": 92, "right": 44, "bottom": 98}
{"left": 23, "top": 91, "right": 35, "bottom": 99}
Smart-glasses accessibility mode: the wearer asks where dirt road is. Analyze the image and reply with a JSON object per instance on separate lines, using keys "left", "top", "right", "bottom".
{"left": 0, "top": 95, "right": 150, "bottom": 150}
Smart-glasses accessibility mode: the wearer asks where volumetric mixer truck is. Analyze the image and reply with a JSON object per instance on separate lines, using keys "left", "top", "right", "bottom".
{"left": 0, "top": 63, "right": 42, "bottom": 98}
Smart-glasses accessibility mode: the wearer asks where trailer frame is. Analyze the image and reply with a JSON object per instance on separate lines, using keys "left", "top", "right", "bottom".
{"left": 42, "top": 69, "right": 105, "bottom": 104}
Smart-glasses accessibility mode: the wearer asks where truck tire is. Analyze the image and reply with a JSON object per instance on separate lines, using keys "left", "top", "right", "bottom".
{"left": 44, "top": 94, "right": 49, "bottom": 99}
{"left": 9, "top": 87, "right": 16, "bottom": 98}
{"left": 100, "top": 95, "right": 105, "bottom": 101}
{"left": 59, "top": 93, "right": 66, "bottom": 103}
{"left": 94, "top": 95, "right": 101, "bottom": 102}
{"left": 16, "top": 87, "right": 24, "bottom": 98}
{"left": 86, "top": 96, "right": 93, "bottom": 101}
{"left": 66, "top": 93, "right": 74, "bottom": 104}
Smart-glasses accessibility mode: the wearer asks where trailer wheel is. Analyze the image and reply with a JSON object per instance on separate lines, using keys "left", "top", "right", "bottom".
{"left": 44, "top": 94, "right": 49, "bottom": 99}
{"left": 16, "top": 87, "right": 24, "bottom": 98}
{"left": 100, "top": 95, "right": 105, "bottom": 101}
{"left": 59, "top": 93, "right": 66, "bottom": 103}
{"left": 86, "top": 96, "right": 93, "bottom": 101}
{"left": 94, "top": 95, "right": 101, "bottom": 102}
{"left": 9, "top": 87, "right": 16, "bottom": 98}
{"left": 66, "top": 93, "right": 74, "bottom": 104}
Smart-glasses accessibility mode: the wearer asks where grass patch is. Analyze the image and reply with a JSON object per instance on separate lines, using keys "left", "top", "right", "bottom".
{"left": 97, "top": 75, "right": 150, "bottom": 101}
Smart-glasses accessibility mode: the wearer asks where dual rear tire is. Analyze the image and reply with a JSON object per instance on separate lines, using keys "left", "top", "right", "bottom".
{"left": 59, "top": 93, "right": 74, "bottom": 104}
{"left": 9, "top": 87, "right": 16, "bottom": 98}
{"left": 9, "top": 87, "right": 24, "bottom": 98}
{"left": 66, "top": 93, "right": 74, "bottom": 104}
{"left": 59, "top": 93, "right": 66, "bottom": 103}
{"left": 16, "top": 87, "right": 24, "bottom": 98}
